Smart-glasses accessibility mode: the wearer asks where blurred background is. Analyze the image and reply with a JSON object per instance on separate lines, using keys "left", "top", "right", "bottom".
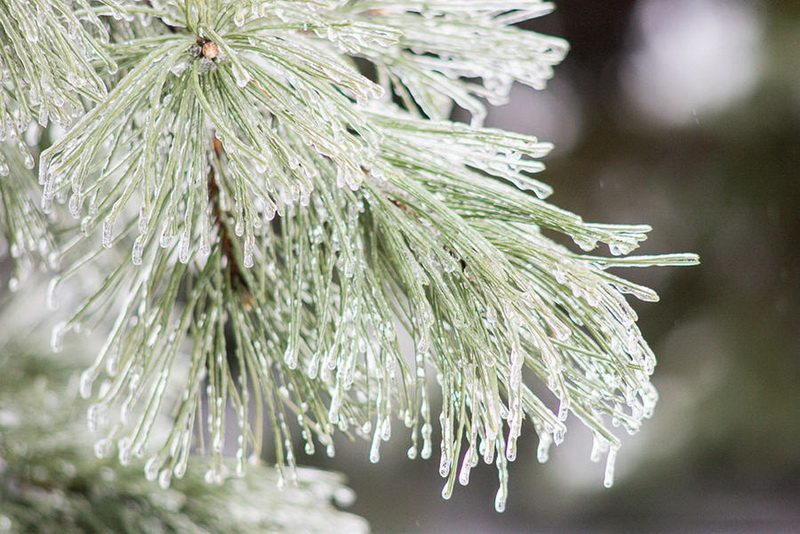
{"left": 304, "top": 0, "right": 800, "bottom": 532}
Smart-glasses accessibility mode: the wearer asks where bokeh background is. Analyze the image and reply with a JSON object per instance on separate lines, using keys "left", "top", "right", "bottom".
{"left": 304, "top": 1, "right": 800, "bottom": 532}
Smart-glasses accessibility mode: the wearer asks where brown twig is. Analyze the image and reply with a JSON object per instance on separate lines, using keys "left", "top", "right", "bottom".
{"left": 208, "top": 136, "right": 255, "bottom": 309}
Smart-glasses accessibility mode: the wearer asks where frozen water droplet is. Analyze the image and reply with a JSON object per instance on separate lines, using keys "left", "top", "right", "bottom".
{"left": 132, "top": 235, "right": 145, "bottom": 265}
{"left": 381, "top": 417, "right": 391, "bottom": 441}
{"left": 79, "top": 370, "right": 94, "bottom": 399}
{"left": 459, "top": 457, "right": 472, "bottom": 485}
{"left": 118, "top": 437, "right": 132, "bottom": 465}
{"left": 179, "top": 231, "right": 190, "bottom": 263}
{"left": 494, "top": 487, "right": 507, "bottom": 513}
{"left": 441, "top": 482, "right": 453, "bottom": 500}
{"left": 537, "top": 434, "right": 552, "bottom": 463}
{"left": 554, "top": 264, "right": 567, "bottom": 284}
{"left": 51, "top": 321, "right": 67, "bottom": 352}
{"left": 203, "top": 469, "right": 217, "bottom": 484}
{"left": 158, "top": 468, "right": 172, "bottom": 489}
{"left": 506, "top": 437, "right": 517, "bottom": 462}
{"left": 557, "top": 399, "right": 569, "bottom": 421}
{"left": 553, "top": 427, "right": 565, "bottom": 445}
{"left": 243, "top": 242, "right": 254, "bottom": 268}
{"left": 69, "top": 193, "right": 81, "bottom": 218}
{"left": 609, "top": 242, "right": 631, "bottom": 256}
{"left": 87, "top": 403, "right": 105, "bottom": 432}
{"left": 421, "top": 423, "right": 433, "bottom": 460}
{"left": 369, "top": 427, "right": 382, "bottom": 463}
{"left": 603, "top": 446, "right": 619, "bottom": 488}
{"left": 232, "top": 64, "right": 252, "bottom": 88}
{"left": 94, "top": 438, "right": 113, "bottom": 458}
{"left": 573, "top": 235, "right": 598, "bottom": 252}
{"left": 138, "top": 205, "right": 149, "bottom": 234}
{"left": 38, "top": 108, "right": 50, "bottom": 127}
{"left": 102, "top": 218, "right": 115, "bottom": 248}
{"left": 233, "top": 9, "right": 246, "bottom": 27}
{"left": 439, "top": 457, "right": 451, "bottom": 478}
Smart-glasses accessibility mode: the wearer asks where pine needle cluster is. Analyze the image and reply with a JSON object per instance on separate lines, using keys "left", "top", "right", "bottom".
{"left": 0, "top": 0, "right": 698, "bottom": 512}
{"left": 0, "top": 297, "right": 367, "bottom": 533}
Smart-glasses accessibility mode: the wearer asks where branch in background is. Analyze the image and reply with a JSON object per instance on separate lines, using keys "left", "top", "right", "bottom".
{"left": 0, "top": 292, "right": 368, "bottom": 533}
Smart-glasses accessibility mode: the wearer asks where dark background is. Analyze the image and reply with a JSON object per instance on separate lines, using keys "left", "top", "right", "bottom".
{"left": 306, "top": 1, "right": 800, "bottom": 532}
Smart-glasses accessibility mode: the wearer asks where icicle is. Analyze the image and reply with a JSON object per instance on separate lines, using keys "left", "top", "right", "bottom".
{"left": 179, "top": 230, "right": 190, "bottom": 263}
{"left": 79, "top": 369, "right": 95, "bottom": 399}
{"left": 233, "top": 8, "right": 247, "bottom": 27}
{"left": 482, "top": 437, "right": 496, "bottom": 465}
{"left": 590, "top": 434, "right": 608, "bottom": 463}
{"left": 573, "top": 235, "right": 599, "bottom": 252}
{"left": 603, "top": 445, "right": 619, "bottom": 488}
{"left": 86, "top": 402, "right": 106, "bottom": 433}
{"left": 243, "top": 240, "right": 254, "bottom": 268}
{"left": 420, "top": 422, "right": 433, "bottom": 460}
{"left": 441, "top": 480, "right": 454, "bottom": 500}
{"left": 557, "top": 398, "right": 570, "bottom": 421}
{"left": 118, "top": 437, "right": 132, "bottom": 465}
{"left": 369, "top": 425, "right": 382, "bottom": 463}
{"left": 505, "top": 434, "right": 518, "bottom": 462}
{"left": 550, "top": 419, "right": 565, "bottom": 442}
{"left": 132, "top": 235, "right": 145, "bottom": 265}
{"left": 145, "top": 454, "right": 165, "bottom": 481}
{"left": 102, "top": 217, "right": 115, "bottom": 248}
{"left": 93, "top": 438, "right": 113, "bottom": 458}
{"left": 439, "top": 455, "right": 451, "bottom": 478}
{"left": 381, "top": 416, "right": 391, "bottom": 441}
{"left": 494, "top": 458, "right": 508, "bottom": 513}
{"left": 51, "top": 321, "right": 67, "bottom": 352}
{"left": 232, "top": 63, "right": 252, "bottom": 88}
{"left": 174, "top": 432, "right": 192, "bottom": 478}
{"left": 459, "top": 447, "right": 475, "bottom": 486}
{"left": 537, "top": 433, "right": 552, "bottom": 463}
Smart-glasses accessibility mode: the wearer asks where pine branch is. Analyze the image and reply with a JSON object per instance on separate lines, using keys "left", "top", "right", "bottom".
{"left": 0, "top": 0, "right": 117, "bottom": 132}
{"left": 0, "top": 139, "right": 55, "bottom": 287}
{"left": 0, "top": 295, "right": 368, "bottom": 533}
{"left": 0, "top": 0, "right": 699, "bottom": 512}
{"left": 337, "top": 2, "right": 568, "bottom": 122}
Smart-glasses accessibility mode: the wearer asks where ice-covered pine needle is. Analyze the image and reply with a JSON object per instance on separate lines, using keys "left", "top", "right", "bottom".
{"left": 1, "top": 0, "right": 701, "bottom": 512}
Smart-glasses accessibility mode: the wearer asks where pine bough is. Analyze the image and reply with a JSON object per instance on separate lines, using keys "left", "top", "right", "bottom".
{"left": 0, "top": 297, "right": 368, "bottom": 533}
{"left": 0, "top": 0, "right": 698, "bottom": 512}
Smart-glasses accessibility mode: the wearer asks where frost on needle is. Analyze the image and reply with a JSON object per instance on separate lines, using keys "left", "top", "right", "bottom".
{"left": 19, "top": 0, "right": 700, "bottom": 512}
